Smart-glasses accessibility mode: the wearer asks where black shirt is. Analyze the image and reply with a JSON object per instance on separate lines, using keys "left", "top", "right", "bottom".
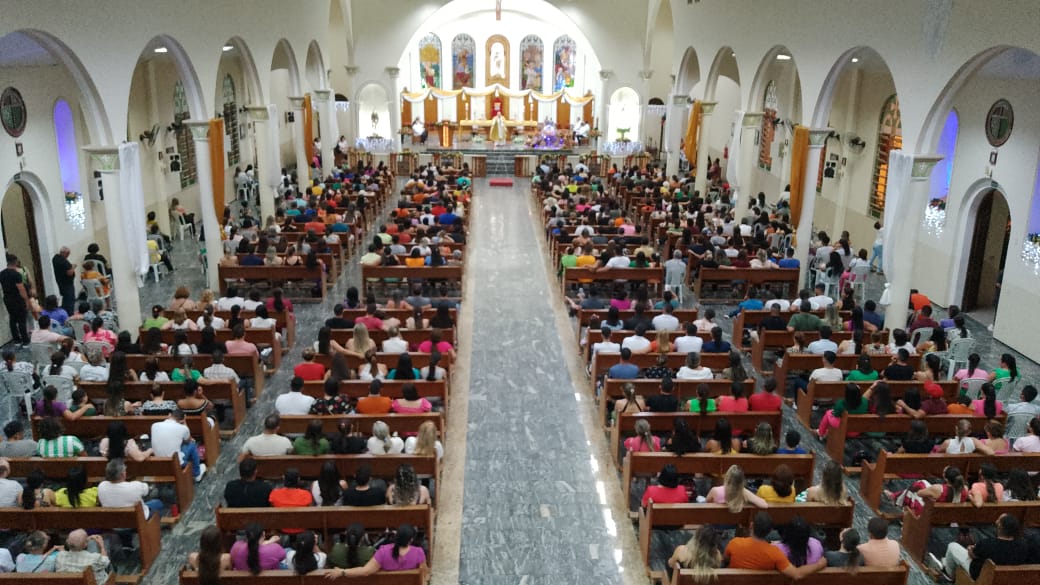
{"left": 342, "top": 485, "right": 387, "bottom": 507}
{"left": 52, "top": 255, "right": 74, "bottom": 287}
{"left": 970, "top": 537, "right": 1033, "bottom": 579}
{"left": 325, "top": 317, "right": 355, "bottom": 330}
{"left": 760, "top": 316, "right": 788, "bottom": 331}
{"left": 223, "top": 478, "right": 273, "bottom": 508}
{"left": 883, "top": 363, "right": 915, "bottom": 381}
{"left": 901, "top": 438, "right": 934, "bottom": 454}
{"left": 0, "top": 268, "right": 24, "bottom": 304}
{"left": 645, "top": 394, "right": 679, "bottom": 412}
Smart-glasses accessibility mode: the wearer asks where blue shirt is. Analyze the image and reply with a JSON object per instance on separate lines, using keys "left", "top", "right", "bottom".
{"left": 607, "top": 363, "right": 640, "bottom": 379}
{"left": 729, "top": 299, "right": 764, "bottom": 318}
{"left": 437, "top": 213, "right": 458, "bottom": 225}
{"left": 702, "top": 341, "right": 731, "bottom": 353}
{"left": 863, "top": 310, "right": 884, "bottom": 329}
{"left": 42, "top": 307, "right": 69, "bottom": 325}
{"left": 777, "top": 446, "right": 808, "bottom": 455}
{"left": 778, "top": 258, "right": 800, "bottom": 269}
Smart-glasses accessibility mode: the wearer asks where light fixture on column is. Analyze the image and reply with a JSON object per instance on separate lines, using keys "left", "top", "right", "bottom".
{"left": 851, "top": 57, "right": 860, "bottom": 63}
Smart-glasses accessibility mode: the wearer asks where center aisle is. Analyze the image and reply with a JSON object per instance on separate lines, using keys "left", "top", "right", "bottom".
{"left": 457, "top": 179, "right": 629, "bottom": 584}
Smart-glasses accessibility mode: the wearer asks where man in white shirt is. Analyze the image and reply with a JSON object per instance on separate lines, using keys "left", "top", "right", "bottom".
{"left": 806, "top": 326, "right": 839, "bottom": 355}
{"left": 591, "top": 327, "right": 621, "bottom": 357}
{"left": 763, "top": 294, "right": 791, "bottom": 311}
{"left": 97, "top": 459, "right": 163, "bottom": 518}
{"left": 239, "top": 413, "right": 293, "bottom": 461}
{"left": 664, "top": 250, "right": 687, "bottom": 287}
{"left": 674, "top": 323, "right": 704, "bottom": 354}
{"left": 789, "top": 290, "right": 819, "bottom": 311}
{"left": 274, "top": 377, "right": 315, "bottom": 415}
{"left": 150, "top": 409, "right": 205, "bottom": 481}
{"left": 217, "top": 287, "right": 246, "bottom": 311}
{"left": 809, "top": 351, "right": 844, "bottom": 383}
{"left": 651, "top": 303, "right": 681, "bottom": 332}
{"left": 381, "top": 326, "right": 410, "bottom": 354}
{"left": 808, "top": 283, "right": 834, "bottom": 310}
{"left": 0, "top": 459, "right": 22, "bottom": 507}
{"left": 1005, "top": 386, "right": 1040, "bottom": 418}
{"left": 604, "top": 249, "right": 631, "bottom": 270}
{"left": 621, "top": 324, "right": 652, "bottom": 354}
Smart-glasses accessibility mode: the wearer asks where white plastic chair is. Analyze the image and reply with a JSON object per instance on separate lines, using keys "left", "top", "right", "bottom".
{"left": 66, "top": 318, "right": 90, "bottom": 341}
{"left": 960, "top": 378, "right": 987, "bottom": 400}
{"left": 1005, "top": 411, "right": 1035, "bottom": 442}
{"left": 174, "top": 212, "right": 196, "bottom": 241}
{"left": 936, "top": 337, "right": 973, "bottom": 380}
{"left": 0, "top": 370, "right": 36, "bottom": 419}
{"left": 995, "top": 377, "right": 1019, "bottom": 404}
{"left": 82, "top": 340, "right": 113, "bottom": 357}
{"left": 41, "top": 375, "right": 75, "bottom": 404}
{"left": 909, "top": 327, "right": 934, "bottom": 349}
{"left": 817, "top": 269, "right": 840, "bottom": 299}
{"left": 29, "top": 342, "right": 58, "bottom": 374}
{"left": 849, "top": 263, "right": 871, "bottom": 304}
{"left": 147, "top": 238, "right": 167, "bottom": 283}
{"left": 82, "top": 279, "right": 110, "bottom": 305}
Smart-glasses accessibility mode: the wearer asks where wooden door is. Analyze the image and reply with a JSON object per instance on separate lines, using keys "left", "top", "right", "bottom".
{"left": 962, "top": 191, "right": 993, "bottom": 311}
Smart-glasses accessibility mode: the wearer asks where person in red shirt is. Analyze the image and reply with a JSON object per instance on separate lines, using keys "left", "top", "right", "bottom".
{"left": 909, "top": 289, "right": 931, "bottom": 312}
{"left": 717, "top": 382, "right": 750, "bottom": 412}
{"left": 293, "top": 348, "right": 327, "bottom": 381}
{"left": 749, "top": 377, "right": 783, "bottom": 411}
{"left": 355, "top": 304, "right": 384, "bottom": 331}
{"left": 641, "top": 464, "right": 688, "bottom": 508}
{"left": 268, "top": 468, "right": 312, "bottom": 534}
{"left": 356, "top": 379, "right": 392, "bottom": 414}
{"left": 726, "top": 512, "right": 827, "bottom": 577}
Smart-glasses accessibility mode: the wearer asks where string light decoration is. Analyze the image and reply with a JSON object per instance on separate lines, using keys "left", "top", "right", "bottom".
{"left": 922, "top": 199, "right": 946, "bottom": 237}
{"left": 1021, "top": 235, "right": 1040, "bottom": 276}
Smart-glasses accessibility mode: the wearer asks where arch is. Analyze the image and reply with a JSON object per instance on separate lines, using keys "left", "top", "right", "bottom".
{"left": 221, "top": 36, "right": 264, "bottom": 104}
{"left": 356, "top": 82, "right": 391, "bottom": 139}
{"left": 305, "top": 40, "right": 328, "bottom": 91}
{"left": 674, "top": 47, "right": 700, "bottom": 96}
{"left": 811, "top": 46, "right": 896, "bottom": 128}
{"left": 947, "top": 179, "right": 1010, "bottom": 310}
{"left": 271, "top": 38, "right": 302, "bottom": 96}
{"left": 1, "top": 171, "right": 57, "bottom": 294}
{"left": 747, "top": 45, "right": 802, "bottom": 119}
{"left": 607, "top": 86, "right": 640, "bottom": 142}
{"left": 703, "top": 46, "right": 739, "bottom": 102}
{"left": 6, "top": 29, "right": 112, "bottom": 144}
{"left": 137, "top": 35, "right": 207, "bottom": 121}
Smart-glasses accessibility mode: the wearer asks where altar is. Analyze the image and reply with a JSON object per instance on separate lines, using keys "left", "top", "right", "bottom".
{"left": 459, "top": 119, "right": 537, "bottom": 141}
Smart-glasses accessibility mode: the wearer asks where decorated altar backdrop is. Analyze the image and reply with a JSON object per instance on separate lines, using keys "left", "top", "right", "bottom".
{"left": 400, "top": 85, "right": 592, "bottom": 124}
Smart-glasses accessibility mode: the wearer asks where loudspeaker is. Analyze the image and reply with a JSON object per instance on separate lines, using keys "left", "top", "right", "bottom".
{"left": 89, "top": 170, "right": 103, "bottom": 201}
{"left": 286, "top": 112, "right": 295, "bottom": 124}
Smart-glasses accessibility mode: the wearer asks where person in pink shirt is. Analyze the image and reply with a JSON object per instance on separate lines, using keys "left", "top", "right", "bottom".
{"left": 83, "top": 318, "right": 117, "bottom": 356}
{"left": 354, "top": 304, "right": 384, "bottom": 331}
{"left": 623, "top": 419, "right": 661, "bottom": 453}
{"left": 952, "top": 353, "right": 988, "bottom": 382}
{"left": 718, "top": 382, "right": 750, "bottom": 412}
{"left": 971, "top": 383, "right": 1004, "bottom": 418}
{"left": 417, "top": 331, "right": 455, "bottom": 362}
{"left": 225, "top": 324, "right": 259, "bottom": 356}
{"left": 229, "top": 523, "right": 285, "bottom": 573}
{"left": 391, "top": 384, "right": 432, "bottom": 413}
{"left": 332, "top": 524, "right": 427, "bottom": 577}
{"left": 969, "top": 463, "right": 1004, "bottom": 507}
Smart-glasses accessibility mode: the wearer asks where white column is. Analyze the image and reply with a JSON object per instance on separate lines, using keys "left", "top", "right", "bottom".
{"left": 664, "top": 94, "right": 687, "bottom": 176}
{"left": 313, "top": 89, "right": 335, "bottom": 177}
{"left": 597, "top": 70, "right": 613, "bottom": 145}
{"left": 734, "top": 111, "right": 764, "bottom": 209}
{"left": 883, "top": 155, "right": 942, "bottom": 333}
{"left": 831, "top": 69, "right": 862, "bottom": 236}
{"left": 794, "top": 128, "right": 832, "bottom": 286}
{"left": 246, "top": 105, "right": 278, "bottom": 223}
{"left": 83, "top": 147, "right": 143, "bottom": 333}
{"left": 693, "top": 101, "right": 716, "bottom": 196}
{"left": 288, "top": 96, "right": 309, "bottom": 188}
{"left": 386, "top": 67, "right": 401, "bottom": 152}
{"left": 185, "top": 121, "right": 222, "bottom": 292}
{"left": 344, "top": 66, "right": 360, "bottom": 143}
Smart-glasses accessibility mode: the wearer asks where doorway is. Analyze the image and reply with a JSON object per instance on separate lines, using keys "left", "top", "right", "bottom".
{"left": 1, "top": 182, "right": 45, "bottom": 297}
{"left": 961, "top": 189, "right": 1010, "bottom": 314}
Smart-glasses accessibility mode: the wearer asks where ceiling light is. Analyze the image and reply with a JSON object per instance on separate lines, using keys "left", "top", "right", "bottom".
{"left": 223, "top": 45, "right": 233, "bottom": 52}
{"left": 851, "top": 57, "right": 860, "bottom": 63}
{"left": 154, "top": 47, "right": 168, "bottom": 54}
{"left": 730, "top": 52, "right": 735, "bottom": 57}
{"left": 776, "top": 54, "right": 791, "bottom": 61}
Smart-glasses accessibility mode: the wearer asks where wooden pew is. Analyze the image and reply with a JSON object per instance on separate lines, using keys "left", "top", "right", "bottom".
{"left": 124, "top": 353, "right": 265, "bottom": 396}
{"left": 859, "top": 450, "right": 1040, "bottom": 516}
{"left": 611, "top": 411, "right": 784, "bottom": 469}
{"left": 576, "top": 308, "right": 699, "bottom": 336}
{"left": 795, "top": 379, "right": 959, "bottom": 431}
{"left": 33, "top": 415, "right": 221, "bottom": 467}
{"left": 215, "top": 504, "right": 434, "bottom": 561}
{"left": 218, "top": 265, "right": 326, "bottom": 303}
{"left": 278, "top": 413, "right": 444, "bottom": 439}
{"left": 621, "top": 452, "right": 814, "bottom": 514}
{"left": 591, "top": 352, "right": 731, "bottom": 382}
{"left": 732, "top": 308, "right": 825, "bottom": 346}
{"left": 694, "top": 267, "right": 800, "bottom": 302}
{"left": 0, "top": 572, "right": 111, "bottom": 585}
{"left": 670, "top": 565, "right": 908, "bottom": 585}
{"left": 360, "top": 265, "right": 464, "bottom": 298}
{"left": 80, "top": 380, "right": 246, "bottom": 430}
{"left": 774, "top": 353, "right": 921, "bottom": 390}
{"left": 751, "top": 329, "right": 854, "bottom": 372}
{"left": 330, "top": 327, "right": 456, "bottom": 349}
{"left": 313, "top": 351, "right": 452, "bottom": 372}
{"left": 639, "top": 502, "right": 854, "bottom": 580}
{"left": 599, "top": 378, "right": 756, "bottom": 428}
{"left": 180, "top": 570, "right": 425, "bottom": 585}
{"left": 143, "top": 326, "right": 281, "bottom": 371}
{"left": 0, "top": 502, "right": 160, "bottom": 574}
{"left": 301, "top": 380, "right": 448, "bottom": 412}
{"left": 562, "top": 267, "right": 665, "bottom": 295}
{"left": 900, "top": 499, "right": 1040, "bottom": 563}
{"left": 955, "top": 560, "right": 1040, "bottom": 585}
{"left": 161, "top": 308, "right": 296, "bottom": 349}
{"left": 824, "top": 413, "right": 1001, "bottom": 469}
{"left": 5, "top": 455, "right": 194, "bottom": 522}
{"left": 340, "top": 308, "right": 457, "bottom": 322}
{"left": 250, "top": 454, "right": 438, "bottom": 484}
{"left": 584, "top": 330, "right": 711, "bottom": 362}
{"left": 235, "top": 252, "right": 338, "bottom": 280}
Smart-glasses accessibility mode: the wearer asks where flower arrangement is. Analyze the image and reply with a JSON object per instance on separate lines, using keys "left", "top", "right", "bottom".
{"left": 64, "top": 191, "right": 81, "bottom": 202}
{"left": 588, "top": 128, "right": 602, "bottom": 139}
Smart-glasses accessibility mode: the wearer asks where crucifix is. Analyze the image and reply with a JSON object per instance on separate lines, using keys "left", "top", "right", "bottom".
{"left": 496, "top": 0, "right": 502, "bottom": 20}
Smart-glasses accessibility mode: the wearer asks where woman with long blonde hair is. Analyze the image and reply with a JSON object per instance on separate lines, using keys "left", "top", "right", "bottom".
{"left": 806, "top": 460, "right": 848, "bottom": 504}
{"left": 404, "top": 420, "right": 443, "bottom": 459}
{"left": 343, "top": 323, "right": 376, "bottom": 358}
{"left": 667, "top": 525, "right": 721, "bottom": 583}
{"left": 706, "top": 465, "right": 768, "bottom": 513}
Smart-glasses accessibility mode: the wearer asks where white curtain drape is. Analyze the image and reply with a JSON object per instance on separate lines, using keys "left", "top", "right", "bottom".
{"left": 118, "top": 143, "right": 149, "bottom": 278}
{"left": 509, "top": 96, "right": 525, "bottom": 120}
{"left": 469, "top": 96, "right": 485, "bottom": 119}
{"left": 263, "top": 104, "right": 280, "bottom": 191}
{"left": 881, "top": 150, "right": 913, "bottom": 284}
{"left": 727, "top": 110, "right": 744, "bottom": 207}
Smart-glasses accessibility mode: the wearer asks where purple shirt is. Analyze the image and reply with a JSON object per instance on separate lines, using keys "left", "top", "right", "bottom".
{"left": 773, "top": 537, "right": 824, "bottom": 566}
{"left": 229, "top": 541, "right": 286, "bottom": 571}
{"left": 372, "top": 543, "right": 425, "bottom": 571}
{"left": 34, "top": 400, "right": 67, "bottom": 417}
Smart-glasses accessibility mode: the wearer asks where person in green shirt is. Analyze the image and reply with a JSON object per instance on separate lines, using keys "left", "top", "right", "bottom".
{"left": 293, "top": 420, "right": 331, "bottom": 455}
{"left": 845, "top": 354, "right": 879, "bottom": 381}
{"left": 786, "top": 301, "right": 823, "bottom": 332}
{"left": 988, "top": 353, "right": 1018, "bottom": 391}
{"left": 328, "top": 523, "right": 376, "bottom": 569}
{"left": 687, "top": 384, "right": 718, "bottom": 414}
{"left": 817, "top": 383, "right": 869, "bottom": 439}
{"left": 559, "top": 247, "right": 578, "bottom": 277}
{"left": 141, "top": 304, "right": 168, "bottom": 330}
{"left": 171, "top": 357, "right": 203, "bottom": 382}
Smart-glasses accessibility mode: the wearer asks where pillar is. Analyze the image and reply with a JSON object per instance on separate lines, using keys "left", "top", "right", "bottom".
{"left": 344, "top": 66, "right": 360, "bottom": 142}
{"left": 246, "top": 105, "right": 279, "bottom": 223}
{"left": 664, "top": 94, "right": 688, "bottom": 176}
{"left": 883, "top": 155, "right": 943, "bottom": 333}
{"left": 733, "top": 111, "right": 764, "bottom": 209}
{"left": 288, "top": 96, "right": 309, "bottom": 188}
{"left": 831, "top": 69, "right": 862, "bottom": 236}
{"left": 693, "top": 101, "right": 716, "bottom": 196}
{"left": 83, "top": 146, "right": 143, "bottom": 333}
{"left": 386, "top": 67, "right": 401, "bottom": 152}
{"left": 184, "top": 121, "right": 222, "bottom": 292}
{"left": 313, "top": 89, "right": 335, "bottom": 177}
{"left": 793, "top": 128, "right": 833, "bottom": 286}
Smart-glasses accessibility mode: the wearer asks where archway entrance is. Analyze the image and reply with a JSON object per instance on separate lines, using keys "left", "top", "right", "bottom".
{"left": 1, "top": 181, "right": 44, "bottom": 297}
{"left": 962, "top": 189, "right": 1010, "bottom": 315}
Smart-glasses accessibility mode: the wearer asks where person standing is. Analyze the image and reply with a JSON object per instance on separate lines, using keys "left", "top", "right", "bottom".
{"left": 52, "top": 247, "right": 77, "bottom": 313}
{"left": 0, "top": 254, "right": 31, "bottom": 346}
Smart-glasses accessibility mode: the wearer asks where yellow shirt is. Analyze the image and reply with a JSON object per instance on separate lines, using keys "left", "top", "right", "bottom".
{"left": 54, "top": 486, "right": 99, "bottom": 508}
{"left": 405, "top": 257, "right": 425, "bottom": 267}
{"left": 575, "top": 255, "right": 596, "bottom": 268}
{"left": 756, "top": 484, "right": 796, "bottom": 503}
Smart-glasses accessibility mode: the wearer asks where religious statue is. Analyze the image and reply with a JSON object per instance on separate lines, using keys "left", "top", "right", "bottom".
{"left": 371, "top": 111, "right": 380, "bottom": 134}
{"left": 490, "top": 42, "right": 505, "bottom": 81}
{"left": 489, "top": 111, "right": 507, "bottom": 146}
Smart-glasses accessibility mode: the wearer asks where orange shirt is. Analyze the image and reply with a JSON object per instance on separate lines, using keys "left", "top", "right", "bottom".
{"left": 405, "top": 257, "right": 425, "bottom": 268}
{"left": 947, "top": 403, "right": 974, "bottom": 415}
{"left": 725, "top": 537, "right": 791, "bottom": 571}
{"left": 269, "top": 487, "right": 313, "bottom": 534}
{"left": 357, "top": 396, "right": 392, "bottom": 414}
